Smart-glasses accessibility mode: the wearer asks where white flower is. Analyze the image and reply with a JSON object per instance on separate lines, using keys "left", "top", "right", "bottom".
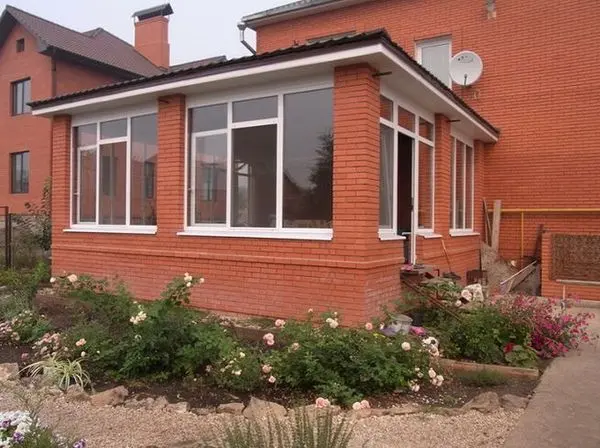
{"left": 417, "top": 372, "right": 424, "bottom": 378}
{"left": 184, "top": 273, "right": 192, "bottom": 282}
{"left": 239, "top": 352, "right": 246, "bottom": 358}
{"left": 268, "top": 375, "right": 276, "bottom": 384}
{"left": 199, "top": 277, "right": 205, "bottom": 284}
{"left": 262, "top": 364, "right": 272, "bottom": 374}
{"left": 130, "top": 310, "right": 147, "bottom": 325}
{"left": 365, "top": 322, "right": 374, "bottom": 331}
{"left": 75, "top": 338, "right": 86, "bottom": 347}
{"left": 80, "top": 351, "right": 86, "bottom": 357}
{"left": 67, "top": 274, "right": 78, "bottom": 283}
{"left": 410, "top": 383, "right": 420, "bottom": 392}
{"left": 205, "top": 365, "right": 212, "bottom": 373}
{"left": 428, "top": 368, "right": 437, "bottom": 379}
{"left": 232, "top": 370, "right": 242, "bottom": 376}
{"left": 414, "top": 367, "right": 420, "bottom": 372}
{"left": 401, "top": 342, "right": 411, "bottom": 351}
{"left": 49, "top": 277, "right": 56, "bottom": 284}
{"left": 291, "top": 342, "right": 300, "bottom": 351}
{"left": 134, "top": 334, "right": 142, "bottom": 341}
{"left": 455, "top": 300, "right": 463, "bottom": 307}
{"left": 308, "top": 308, "right": 314, "bottom": 313}
{"left": 326, "top": 318, "right": 339, "bottom": 329}
{"left": 275, "top": 319, "right": 286, "bottom": 328}
{"left": 186, "top": 282, "right": 192, "bottom": 288}
{"left": 360, "top": 400, "right": 370, "bottom": 409}
{"left": 315, "top": 397, "right": 331, "bottom": 408}
{"left": 352, "top": 402, "right": 361, "bottom": 410}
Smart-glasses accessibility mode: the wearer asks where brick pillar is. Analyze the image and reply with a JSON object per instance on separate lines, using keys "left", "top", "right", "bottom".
{"left": 156, "top": 94, "right": 186, "bottom": 237}
{"left": 434, "top": 114, "right": 452, "bottom": 235}
{"left": 333, "top": 64, "right": 380, "bottom": 255}
{"left": 474, "top": 140, "right": 485, "bottom": 234}
{"left": 51, "top": 115, "right": 72, "bottom": 245}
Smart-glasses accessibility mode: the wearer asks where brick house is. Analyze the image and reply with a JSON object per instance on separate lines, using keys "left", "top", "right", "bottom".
{"left": 0, "top": 4, "right": 223, "bottom": 214}
{"left": 31, "top": 0, "right": 600, "bottom": 323}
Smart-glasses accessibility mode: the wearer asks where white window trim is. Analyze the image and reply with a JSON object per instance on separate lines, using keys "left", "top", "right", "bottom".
{"left": 450, "top": 132, "right": 475, "bottom": 232}
{"left": 184, "top": 80, "right": 334, "bottom": 240}
{"left": 415, "top": 36, "right": 453, "bottom": 87}
{"left": 70, "top": 106, "right": 158, "bottom": 234}
{"left": 378, "top": 88, "right": 436, "bottom": 245}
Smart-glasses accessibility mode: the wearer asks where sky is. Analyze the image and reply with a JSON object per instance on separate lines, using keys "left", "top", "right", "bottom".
{"left": 0, "top": 0, "right": 288, "bottom": 64}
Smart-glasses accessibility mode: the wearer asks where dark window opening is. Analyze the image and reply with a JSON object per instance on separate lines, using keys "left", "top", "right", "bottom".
{"left": 10, "top": 151, "right": 29, "bottom": 193}
{"left": 16, "top": 38, "right": 25, "bottom": 53}
{"left": 11, "top": 78, "right": 31, "bottom": 115}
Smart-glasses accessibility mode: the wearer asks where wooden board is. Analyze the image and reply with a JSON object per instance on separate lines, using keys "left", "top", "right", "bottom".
{"left": 491, "top": 200, "right": 502, "bottom": 251}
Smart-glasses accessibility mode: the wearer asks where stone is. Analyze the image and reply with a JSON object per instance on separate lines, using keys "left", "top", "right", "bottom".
{"left": 462, "top": 392, "right": 501, "bottom": 413}
{"left": 151, "top": 396, "right": 169, "bottom": 410}
{"left": 191, "top": 407, "right": 215, "bottom": 416}
{"left": 370, "top": 408, "right": 389, "bottom": 417}
{"left": 0, "top": 363, "right": 19, "bottom": 382}
{"left": 124, "top": 397, "right": 152, "bottom": 409}
{"left": 388, "top": 404, "right": 423, "bottom": 416}
{"left": 166, "top": 401, "right": 190, "bottom": 414}
{"left": 90, "top": 386, "right": 129, "bottom": 407}
{"left": 243, "top": 397, "right": 287, "bottom": 420}
{"left": 289, "top": 404, "right": 342, "bottom": 420}
{"left": 501, "top": 394, "right": 529, "bottom": 410}
{"left": 65, "top": 384, "right": 89, "bottom": 402}
{"left": 349, "top": 408, "right": 372, "bottom": 420}
{"left": 217, "top": 402, "right": 245, "bottom": 415}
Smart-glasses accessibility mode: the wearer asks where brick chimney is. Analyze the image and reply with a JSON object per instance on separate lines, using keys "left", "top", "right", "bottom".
{"left": 133, "top": 3, "right": 173, "bottom": 69}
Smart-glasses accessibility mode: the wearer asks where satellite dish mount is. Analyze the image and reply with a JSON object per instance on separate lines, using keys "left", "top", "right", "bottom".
{"left": 450, "top": 50, "right": 483, "bottom": 87}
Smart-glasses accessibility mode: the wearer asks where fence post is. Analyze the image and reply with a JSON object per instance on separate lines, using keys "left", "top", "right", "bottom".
{"left": 6, "top": 210, "right": 12, "bottom": 269}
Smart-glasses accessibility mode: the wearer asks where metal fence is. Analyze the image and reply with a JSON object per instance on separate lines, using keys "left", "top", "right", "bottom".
{"left": 0, "top": 206, "right": 47, "bottom": 270}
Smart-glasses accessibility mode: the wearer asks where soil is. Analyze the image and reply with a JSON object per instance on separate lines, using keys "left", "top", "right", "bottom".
{"left": 0, "top": 292, "right": 540, "bottom": 410}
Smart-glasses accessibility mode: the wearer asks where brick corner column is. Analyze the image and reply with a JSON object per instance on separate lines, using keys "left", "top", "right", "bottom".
{"left": 434, "top": 113, "right": 451, "bottom": 236}
{"left": 156, "top": 94, "right": 186, "bottom": 236}
{"left": 333, "top": 63, "right": 380, "bottom": 254}
{"left": 51, "top": 114, "right": 72, "bottom": 245}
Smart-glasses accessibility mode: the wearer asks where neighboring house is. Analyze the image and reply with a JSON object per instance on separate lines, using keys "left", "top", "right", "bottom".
{"left": 0, "top": 4, "right": 224, "bottom": 214}
{"left": 30, "top": 0, "right": 600, "bottom": 323}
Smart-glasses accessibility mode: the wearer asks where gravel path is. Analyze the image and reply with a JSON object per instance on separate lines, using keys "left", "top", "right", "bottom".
{"left": 0, "top": 386, "right": 522, "bottom": 447}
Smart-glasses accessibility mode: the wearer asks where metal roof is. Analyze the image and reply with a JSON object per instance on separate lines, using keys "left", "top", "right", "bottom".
{"left": 132, "top": 4, "right": 174, "bottom": 21}
{"left": 30, "top": 30, "right": 499, "bottom": 138}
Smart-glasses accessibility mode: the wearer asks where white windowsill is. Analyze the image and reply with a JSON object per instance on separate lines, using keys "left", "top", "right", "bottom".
{"left": 64, "top": 225, "right": 157, "bottom": 235}
{"left": 378, "top": 229, "right": 407, "bottom": 241}
{"left": 449, "top": 229, "right": 480, "bottom": 237}
{"left": 416, "top": 231, "right": 442, "bottom": 239}
{"left": 178, "top": 227, "right": 333, "bottom": 241}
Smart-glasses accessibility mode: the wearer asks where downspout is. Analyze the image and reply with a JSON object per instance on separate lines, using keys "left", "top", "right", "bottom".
{"left": 237, "top": 22, "right": 256, "bottom": 55}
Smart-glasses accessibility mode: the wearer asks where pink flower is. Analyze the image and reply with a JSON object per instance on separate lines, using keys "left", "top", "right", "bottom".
{"left": 266, "top": 339, "right": 275, "bottom": 346}
{"left": 275, "top": 319, "right": 286, "bottom": 328}
{"left": 20, "top": 353, "right": 29, "bottom": 361}
{"left": 360, "top": 400, "right": 370, "bottom": 409}
{"left": 262, "top": 364, "right": 272, "bottom": 374}
{"left": 75, "top": 338, "right": 86, "bottom": 347}
{"left": 291, "top": 342, "right": 300, "bottom": 351}
{"left": 268, "top": 375, "right": 276, "bottom": 384}
{"left": 315, "top": 397, "right": 331, "bottom": 408}
{"left": 365, "top": 322, "right": 374, "bottom": 331}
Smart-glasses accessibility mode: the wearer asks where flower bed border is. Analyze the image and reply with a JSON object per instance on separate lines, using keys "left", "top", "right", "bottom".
{"left": 438, "top": 358, "right": 540, "bottom": 380}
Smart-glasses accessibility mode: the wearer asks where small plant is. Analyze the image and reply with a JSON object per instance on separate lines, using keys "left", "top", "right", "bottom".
{"left": 0, "top": 311, "right": 52, "bottom": 345}
{"left": 457, "top": 369, "right": 509, "bottom": 387}
{"left": 22, "top": 354, "right": 90, "bottom": 391}
{"left": 12, "top": 178, "right": 52, "bottom": 253}
{"left": 503, "top": 343, "right": 538, "bottom": 369}
{"left": 0, "top": 410, "right": 85, "bottom": 448}
{"left": 201, "top": 408, "right": 354, "bottom": 448}
{"left": 0, "top": 262, "right": 49, "bottom": 318}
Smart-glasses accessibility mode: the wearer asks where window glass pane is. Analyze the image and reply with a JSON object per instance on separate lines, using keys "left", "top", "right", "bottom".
{"left": 418, "top": 141, "right": 433, "bottom": 229}
{"left": 419, "top": 118, "right": 434, "bottom": 140}
{"left": 72, "top": 138, "right": 79, "bottom": 224}
{"left": 420, "top": 41, "right": 451, "bottom": 86}
{"left": 13, "top": 82, "right": 23, "bottom": 115}
{"left": 131, "top": 114, "right": 157, "bottom": 225}
{"left": 23, "top": 79, "right": 31, "bottom": 113}
{"left": 450, "top": 139, "right": 455, "bottom": 227}
{"left": 379, "top": 124, "right": 394, "bottom": 228}
{"left": 99, "top": 142, "right": 126, "bottom": 224}
{"left": 11, "top": 154, "right": 21, "bottom": 193}
{"left": 380, "top": 95, "right": 393, "bottom": 121}
{"left": 397, "top": 106, "right": 415, "bottom": 131}
{"left": 21, "top": 151, "right": 29, "bottom": 192}
{"left": 194, "top": 133, "right": 227, "bottom": 224}
{"left": 465, "top": 145, "right": 474, "bottom": 228}
{"left": 76, "top": 124, "right": 97, "bottom": 147}
{"left": 283, "top": 88, "right": 333, "bottom": 228}
{"left": 454, "top": 140, "right": 465, "bottom": 229}
{"left": 79, "top": 149, "right": 97, "bottom": 223}
{"left": 233, "top": 96, "right": 277, "bottom": 122}
{"left": 100, "top": 119, "right": 127, "bottom": 140}
{"left": 232, "top": 125, "right": 277, "bottom": 227}
{"left": 191, "top": 104, "right": 227, "bottom": 132}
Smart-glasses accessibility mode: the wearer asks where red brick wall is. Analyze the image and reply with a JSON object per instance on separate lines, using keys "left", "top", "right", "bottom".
{"left": 134, "top": 17, "right": 169, "bottom": 69}
{"left": 255, "top": 0, "right": 600, "bottom": 297}
{"left": 51, "top": 65, "right": 406, "bottom": 325}
{"left": 0, "top": 24, "right": 123, "bottom": 213}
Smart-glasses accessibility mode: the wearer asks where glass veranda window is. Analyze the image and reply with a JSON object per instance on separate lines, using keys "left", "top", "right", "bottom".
{"left": 72, "top": 114, "right": 157, "bottom": 228}
{"left": 187, "top": 88, "right": 333, "bottom": 232}
{"left": 451, "top": 137, "right": 474, "bottom": 230}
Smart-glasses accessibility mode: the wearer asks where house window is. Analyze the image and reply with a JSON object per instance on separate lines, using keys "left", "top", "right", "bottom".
{"left": 11, "top": 78, "right": 31, "bottom": 115}
{"left": 451, "top": 137, "right": 474, "bottom": 230}
{"left": 16, "top": 38, "right": 25, "bottom": 53}
{"left": 416, "top": 37, "right": 452, "bottom": 87}
{"left": 72, "top": 112, "right": 157, "bottom": 228}
{"left": 10, "top": 151, "right": 29, "bottom": 193}
{"left": 379, "top": 95, "right": 435, "bottom": 235}
{"left": 187, "top": 87, "right": 333, "bottom": 236}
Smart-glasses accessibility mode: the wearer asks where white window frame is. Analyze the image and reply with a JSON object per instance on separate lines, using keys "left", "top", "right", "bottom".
{"left": 181, "top": 78, "right": 334, "bottom": 241}
{"left": 378, "top": 87, "right": 436, "bottom": 244}
{"left": 68, "top": 104, "right": 158, "bottom": 234}
{"left": 415, "top": 36, "right": 453, "bottom": 87}
{"left": 450, "top": 131, "right": 475, "bottom": 234}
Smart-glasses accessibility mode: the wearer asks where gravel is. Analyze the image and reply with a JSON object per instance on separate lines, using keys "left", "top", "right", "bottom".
{"left": 0, "top": 385, "right": 522, "bottom": 448}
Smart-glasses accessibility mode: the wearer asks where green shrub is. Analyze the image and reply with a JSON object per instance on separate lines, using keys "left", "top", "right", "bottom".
{"left": 0, "top": 310, "right": 52, "bottom": 344}
{"left": 0, "top": 261, "right": 49, "bottom": 318}
{"left": 262, "top": 314, "right": 431, "bottom": 406}
{"left": 434, "top": 306, "right": 531, "bottom": 364}
{"left": 504, "top": 343, "right": 538, "bottom": 369}
{"left": 457, "top": 369, "right": 509, "bottom": 387}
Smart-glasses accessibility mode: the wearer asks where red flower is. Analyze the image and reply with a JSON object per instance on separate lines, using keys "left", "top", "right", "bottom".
{"left": 503, "top": 342, "right": 515, "bottom": 354}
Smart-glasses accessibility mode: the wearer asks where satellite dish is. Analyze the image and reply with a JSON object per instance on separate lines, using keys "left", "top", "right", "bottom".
{"left": 450, "top": 50, "right": 483, "bottom": 86}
